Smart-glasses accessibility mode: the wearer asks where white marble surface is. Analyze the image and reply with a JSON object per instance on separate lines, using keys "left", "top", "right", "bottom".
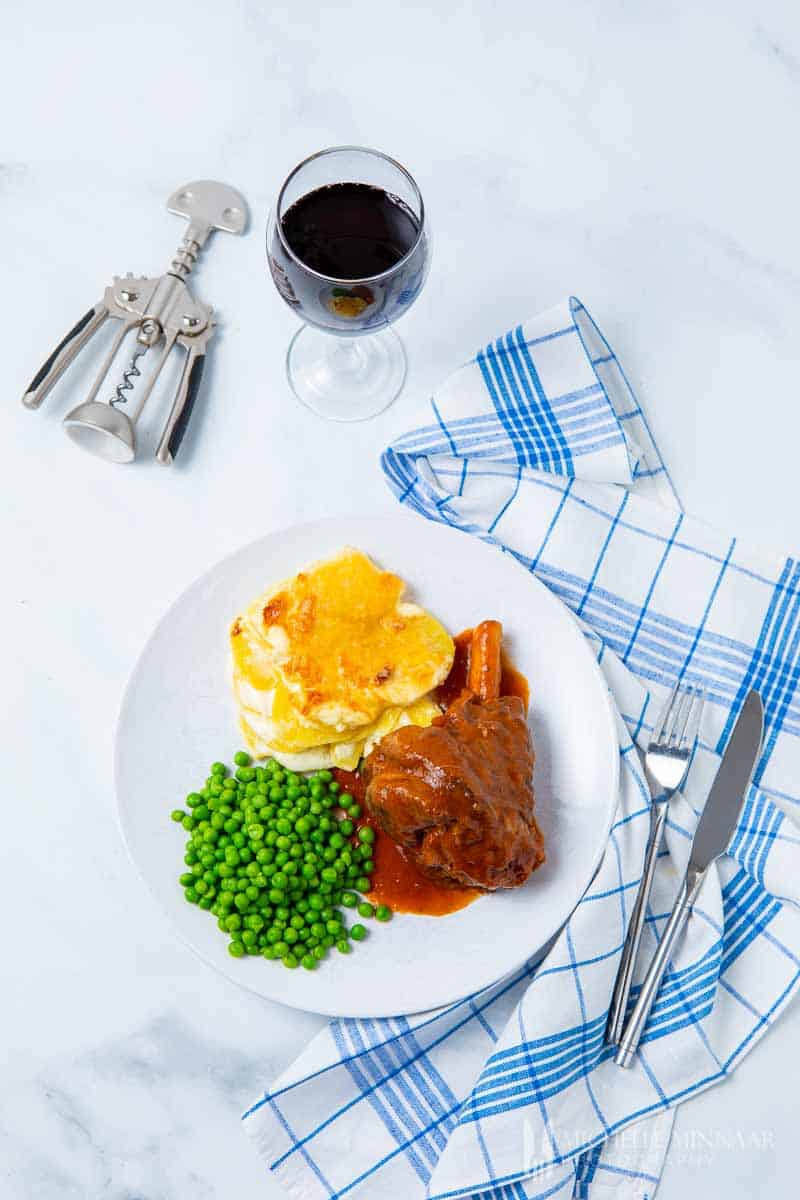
{"left": 2, "top": 1, "right": 800, "bottom": 1196}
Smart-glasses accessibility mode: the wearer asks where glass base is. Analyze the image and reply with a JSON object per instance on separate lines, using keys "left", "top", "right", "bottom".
{"left": 286, "top": 325, "right": 407, "bottom": 422}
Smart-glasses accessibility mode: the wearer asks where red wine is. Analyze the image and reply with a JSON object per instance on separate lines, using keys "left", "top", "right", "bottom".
{"left": 281, "top": 182, "right": 419, "bottom": 279}
{"left": 268, "top": 181, "right": 429, "bottom": 334}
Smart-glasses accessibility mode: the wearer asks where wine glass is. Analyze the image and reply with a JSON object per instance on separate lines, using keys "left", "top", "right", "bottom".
{"left": 266, "top": 146, "right": 430, "bottom": 421}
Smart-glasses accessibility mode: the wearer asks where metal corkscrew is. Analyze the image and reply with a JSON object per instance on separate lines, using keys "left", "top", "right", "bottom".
{"left": 22, "top": 181, "right": 249, "bottom": 465}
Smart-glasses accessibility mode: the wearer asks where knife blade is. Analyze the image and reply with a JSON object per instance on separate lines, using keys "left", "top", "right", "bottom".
{"left": 614, "top": 689, "right": 764, "bottom": 1068}
{"left": 688, "top": 689, "right": 764, "bottom": 871}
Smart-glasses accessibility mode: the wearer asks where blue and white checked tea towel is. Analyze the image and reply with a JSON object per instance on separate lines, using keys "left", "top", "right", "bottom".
{"left": 243, "top": 298, "right": 800, "bottom": 1199}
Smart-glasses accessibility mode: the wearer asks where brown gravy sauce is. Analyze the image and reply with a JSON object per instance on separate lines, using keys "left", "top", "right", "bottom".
{"left": 332, "top": 627, "right": 529, "bottom": 918}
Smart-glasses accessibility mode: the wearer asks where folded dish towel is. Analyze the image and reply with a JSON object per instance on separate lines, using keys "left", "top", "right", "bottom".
{"left": 243, "top": 298, "right": 800, "bottom": 1199}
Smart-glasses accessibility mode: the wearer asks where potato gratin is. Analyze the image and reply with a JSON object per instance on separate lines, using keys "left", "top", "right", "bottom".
{"left": 229, "top": 548, "right": 454, "bottom": 770}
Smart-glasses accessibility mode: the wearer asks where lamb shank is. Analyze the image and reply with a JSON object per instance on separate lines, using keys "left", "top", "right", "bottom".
{"left": 363, "top": 621, "right": 545, "bottom": 891}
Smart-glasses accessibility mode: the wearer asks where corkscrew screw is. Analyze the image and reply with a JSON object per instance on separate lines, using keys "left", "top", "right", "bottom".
{"left": 22, "top": 181, "right": 249, "bottom": 465}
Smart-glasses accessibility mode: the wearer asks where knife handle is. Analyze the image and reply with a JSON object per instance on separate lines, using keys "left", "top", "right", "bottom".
{"left": 606, "top": 801, "right": 668, "bottom": 1045}
{"left": 614, "top": 865, "right": 705, "bottom": 1068}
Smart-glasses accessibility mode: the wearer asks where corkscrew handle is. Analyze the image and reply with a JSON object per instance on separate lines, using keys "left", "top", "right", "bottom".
{"left": 22, "top": 303, "right": 108, "bottom": 409}
{"left": 155, "top": 343, "right": 206, "bottom": 465}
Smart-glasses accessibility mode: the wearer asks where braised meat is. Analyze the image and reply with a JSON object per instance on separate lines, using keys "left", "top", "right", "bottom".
{"left": 363, "top": 689, "right": 544, "bottom": 891}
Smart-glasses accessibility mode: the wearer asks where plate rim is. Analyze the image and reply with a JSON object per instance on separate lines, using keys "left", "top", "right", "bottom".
{"left": 114, "top": 514, "right": 620, "bottom": 1017}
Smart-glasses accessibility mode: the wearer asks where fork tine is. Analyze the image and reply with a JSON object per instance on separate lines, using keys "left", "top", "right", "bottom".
{"left": 667, "top": 688, "right": 693, "bottom": 747}
{"left": 651, "top": 683, "right": 681, "bottom": 746}
{"left": 679, "top": 687, "right": 705, "bottom": 752}
{"left": 662, "top": 686, "right": 689, "bottom": 747}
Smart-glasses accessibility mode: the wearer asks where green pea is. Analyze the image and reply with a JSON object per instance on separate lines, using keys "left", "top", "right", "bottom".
{"left": 339, "top": 819, "right": 354, "bottom": 837}
{"left": 355, "top": 876, "right": 371, "bottom": 893}
{"left": 171, "top": 808, "right": 186, "bottom": 823}
{"left": 228, "top": 940, "right": 245, "bottom": 957}
{"left": 375, "top": 904, "right": 392, "bottom": 922}
{"left": 336, "top": 938, "right": 352, "bottom": 954}
{"left": 234, "top": 751, "right": 251, "bottom": 767}
{"left": 282, "top": 954, "right": 299, "bottom": 969}
{"left": 301, "top": 953, "right": 317, "bottom": 970}
{"left": 341, "top": 891, "right": 358, "bottom": 908}
{"left": 350, "top": 923, "right": 367, "bottom": 942}
{"left": 357, "top": 901, "right": 374, "bottom": 919}
{"left": 358, "top": 826, "right": 375, "bottom": 845}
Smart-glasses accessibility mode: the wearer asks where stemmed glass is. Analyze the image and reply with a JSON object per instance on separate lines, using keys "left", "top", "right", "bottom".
{"left": 267, "top": 147, "right": 430, "bottom": 421}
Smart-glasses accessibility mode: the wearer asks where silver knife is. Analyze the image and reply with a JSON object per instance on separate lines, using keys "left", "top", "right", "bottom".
{"left": 614, "top": 689, "right": 764, "bottom": 1068}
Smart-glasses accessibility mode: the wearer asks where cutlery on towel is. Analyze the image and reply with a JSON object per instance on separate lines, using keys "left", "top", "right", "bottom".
{"left": 615, "top": 689, "right": 764, "bottom": 1068}
{"left": 606, "top": 684, "right": 705, "bottom": 1046}
{"left": 21, "top": 181, "right": 249, "bottom": 466}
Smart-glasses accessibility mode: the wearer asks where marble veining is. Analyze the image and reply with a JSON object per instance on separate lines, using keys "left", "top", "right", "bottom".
{"left": 1, "top": 1013, "right": 293, "bottom": 1197}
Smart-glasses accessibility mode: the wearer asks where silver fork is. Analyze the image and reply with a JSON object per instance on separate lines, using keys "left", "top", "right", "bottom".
{"left": 606, "top": 683, "right": 704, "bottom": 1046}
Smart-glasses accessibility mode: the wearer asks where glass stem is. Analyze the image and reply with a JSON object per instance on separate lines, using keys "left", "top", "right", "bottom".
{"left": 327, "top": 336, "right": 367, "bottom": 373}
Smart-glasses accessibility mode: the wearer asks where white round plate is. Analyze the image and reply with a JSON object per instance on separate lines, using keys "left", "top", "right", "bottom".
{"left": 116, "top": 516, "right": 618, "bottom": 1017}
